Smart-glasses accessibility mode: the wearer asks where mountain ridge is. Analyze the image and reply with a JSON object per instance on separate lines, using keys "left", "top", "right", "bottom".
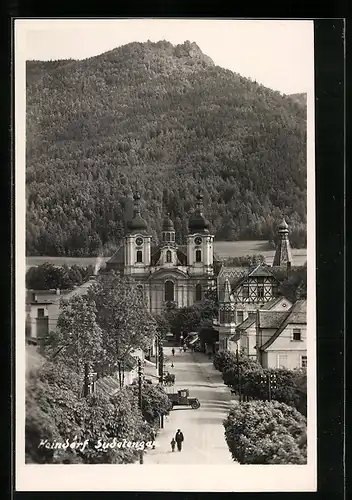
{"left": 26, "top": 40, "right": 307, "bottom": 257}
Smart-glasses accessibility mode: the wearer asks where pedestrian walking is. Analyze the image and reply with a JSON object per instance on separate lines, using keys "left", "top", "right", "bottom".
{"left": 175, "top": 429, "right": 184, "bottom": 452}
{"left": 172, "top": 348, "right": 175, "bottom": 356}
{"left": 170, "top": 438, "right": 176, "bottom": 452}
{"left": 179, "top": 346, "right": 182, "bottom": 353}
{"left": 171, "top": 362, "right": 174, "bottom": 369}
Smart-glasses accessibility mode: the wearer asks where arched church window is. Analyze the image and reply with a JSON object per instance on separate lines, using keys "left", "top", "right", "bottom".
{"left": 136, "top": 250, "right": 143, "bottom": 263}
{"left": 171, "top": 233, "right": 175, "bottom": 242}
{"left": 165, "top": 280, "right": 174, "bottom": 302}
{"left": 195, "top": 284, "right": 202, "bottom": 301}
{"left": 196, "top": 249, "right": 202, "bottom": 263}
{"left": 166, "top": 250, "right": 172, "bottom": 263}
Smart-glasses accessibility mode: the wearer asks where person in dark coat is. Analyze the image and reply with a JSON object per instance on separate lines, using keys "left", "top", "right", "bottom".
{"left": 175, "top": 429, "right": 184, "bottom": 451}
{"left": 170, "top": 438, "right": 176, "bottom": 452}
{"left": 172, "top": 348, "right": 175, "bottom": 356}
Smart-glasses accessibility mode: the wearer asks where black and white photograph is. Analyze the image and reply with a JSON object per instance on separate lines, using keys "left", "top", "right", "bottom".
{"left": 15, "top": 18, "right": 316, "bottom": 491}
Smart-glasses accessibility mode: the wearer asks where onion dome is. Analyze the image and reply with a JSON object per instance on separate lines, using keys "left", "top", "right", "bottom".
{"left": 126, "top": 192, "right": 148, "bottom": 233}
{"left": 278, "top": 218, "right": 289, "bottom": 232}
{"left": 188, "top": 194, "right": 210, "bottom": 233}
{"left": 162, "top": 213, "right": 175, "bottom": 232}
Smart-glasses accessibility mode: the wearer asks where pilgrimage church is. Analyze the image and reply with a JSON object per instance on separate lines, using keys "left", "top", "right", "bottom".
{"left": 106, "top": 192, "right": 295, "bottom": 328}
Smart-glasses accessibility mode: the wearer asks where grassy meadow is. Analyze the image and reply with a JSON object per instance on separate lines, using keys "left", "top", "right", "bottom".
{"left": 26, "top": 240, "right": 307, "bottom": 270}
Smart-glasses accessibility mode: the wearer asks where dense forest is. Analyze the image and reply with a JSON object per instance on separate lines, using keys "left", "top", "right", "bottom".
{"left": 26, "top": 40, "right": 307, "bottom": 257}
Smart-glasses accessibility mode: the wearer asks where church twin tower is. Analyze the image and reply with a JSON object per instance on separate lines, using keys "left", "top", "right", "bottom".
{"left": 123, "top": 192, "right": 214, "bottom": 276}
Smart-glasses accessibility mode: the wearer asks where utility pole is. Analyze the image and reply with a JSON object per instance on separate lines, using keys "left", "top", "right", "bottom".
{"left": 236, "top": 343, "right": 242, "bottom": 402}
{"left": 158, "top": 336, "right": 164, "bottom": 429}
{"left": 137, "top": 358, "right": 144, "bottom": 464}
{"left": 155, "top": 334, "right": 158, "bottom": 370}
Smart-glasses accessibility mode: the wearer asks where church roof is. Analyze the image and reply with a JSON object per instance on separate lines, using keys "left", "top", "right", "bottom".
{"left": 188, "top": 194, "right": 210, "bottom": 234}
{"left": 106, "top": 245, "right": 125, "bottom": 265}
{"left": 162, "top": 214, "right": 175, "bottom": 232}
{"left": 273, "top": 218, "right": 293, "bottom": 266}
{"left": 126, "top": 192, "right": 149, "bottom": 234}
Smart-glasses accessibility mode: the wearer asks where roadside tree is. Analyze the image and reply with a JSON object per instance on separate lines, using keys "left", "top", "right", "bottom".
{"left": 223, "top": 400, "right": 307, "bottom": 464}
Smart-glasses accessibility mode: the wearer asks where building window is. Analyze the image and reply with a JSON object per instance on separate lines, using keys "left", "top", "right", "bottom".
{"left": 171, "top": 233, "right": 175, "bottom": 242}
{"left": 301, "top": 355, "right": 307, "bottom": 368}
{"left": 166, "top": 233, "right": 171, "bottom": 242}
{"left": 165, "top": 280, "right": 174, "bottom": 302}
{"left": 195, "top": 284, "right": 202, "bottom": 301}
{"left": 166, "top": 250, "right": 172, "bottom": 263}
{"left": 242, "top": 286, "right": 249, "bottom": 299}
{"left": 195, "top": 249, "right": 202, "bottom": 262}
{"left": 37, "top": 308, "right": 45, "bottom": 318}
{"left": 237, "top": 311, "right": 244, "bottom": 324}
{"left": 136, "top": 250, "right": 143, "bottom": 263}
{"left": 258, "top": 287, "right": 264, "bottom": 299}
{"left": 293, "top": 328, "right": 301, "bottom": 341}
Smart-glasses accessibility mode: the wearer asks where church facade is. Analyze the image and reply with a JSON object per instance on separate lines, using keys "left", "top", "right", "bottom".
{"left": 106, "top": 193, "right": 221, "bottom": 315}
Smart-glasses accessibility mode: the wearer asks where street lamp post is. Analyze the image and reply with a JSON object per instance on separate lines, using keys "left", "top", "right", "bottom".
{"left": 236, "top": 343, "right": 242, "bottom": 402}
{"left": 158, "top": 336, "right": 164, "bottom": 429}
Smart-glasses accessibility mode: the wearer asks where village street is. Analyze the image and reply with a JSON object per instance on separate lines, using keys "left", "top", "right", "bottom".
{"left": 143, "top": 347, "right": 237, "bottom": 464}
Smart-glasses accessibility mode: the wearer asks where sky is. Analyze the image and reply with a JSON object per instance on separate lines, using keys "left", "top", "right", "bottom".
{"left": 17, "top": 19, "right": 314, "bottom": 95}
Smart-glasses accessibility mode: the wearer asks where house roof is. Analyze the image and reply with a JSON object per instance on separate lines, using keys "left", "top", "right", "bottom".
{"left": 260, "top": 300, "right": 307, "bottom": 351}
{"left": 235, "top": 296, "right": 292, "bottom": 332}
{"left": 27, "top": 280, "right": 96, "bottom": 305}
{"left": 247, "top": 264, "right": 276, "bottom": 278}
{"left": 237, "top": 316, "right": 256, "bottom": 331}
{"left": 258, "top": 311, "right": 289, "bottom": 329}
{"left": 217, "top": 266, "right": 250, "bottom": 285}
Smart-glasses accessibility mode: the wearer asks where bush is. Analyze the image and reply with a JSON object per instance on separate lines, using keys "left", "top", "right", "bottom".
{"left": 127, "top": 382, "right": 172, "bottom": 426}
{"left": 223, "top": 400, "right": 307, "bottom": 464}
{"left": 213, "top": 350, "right": 237, "bottom": 372}
{"left": 222, "top": 355, "right": 263, "bottom": 393}
{"left": 242, "top": 368, "right": 307, "bottom": 415}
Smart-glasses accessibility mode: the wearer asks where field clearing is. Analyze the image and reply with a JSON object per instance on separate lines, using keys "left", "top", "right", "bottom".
{"left": 26, "top": 240, "right": 307, "bottom": 270}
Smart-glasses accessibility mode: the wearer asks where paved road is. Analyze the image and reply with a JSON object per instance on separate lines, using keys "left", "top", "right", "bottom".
{"left": 144, "top": 348, "right": 237, "bottom": 464}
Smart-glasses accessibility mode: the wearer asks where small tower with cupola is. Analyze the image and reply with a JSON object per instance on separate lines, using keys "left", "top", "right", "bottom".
{"left": 124, "top": 192, "right": 151, "bottom": 274}
{"left": 273, "top": 218, "right": 293, "bottom": 268}
{"left": 187, "top": 194, "right": 214, "bottom": 276}
{"left": 159, "top": 213, "right": 178, "bottom": 266}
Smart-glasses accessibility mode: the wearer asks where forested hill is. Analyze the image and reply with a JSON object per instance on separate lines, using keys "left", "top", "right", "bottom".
{"left": 26, "top": 40, "right": 307, "bottom": 257}
{"left": 289, "top": 93, "right": 307, "bottom": 107}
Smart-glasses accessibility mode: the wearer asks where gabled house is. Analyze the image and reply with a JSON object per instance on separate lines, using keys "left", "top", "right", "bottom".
{"left": 26, "top": 278, "right": 97, "bottom": 347}
{"left": 256, "top": 299, "right": 307, "bottom": 370}
{"left": 229, "top": 296, "right": 293, "bottom": 356}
